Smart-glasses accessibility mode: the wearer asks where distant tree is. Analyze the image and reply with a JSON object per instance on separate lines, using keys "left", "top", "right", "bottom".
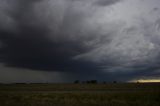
{"left": 86, "top": 80, "right": 90, "bottom": 84}
{"left": 90, "top": 80, "right": 97, "bottom": 84}
{"left": 113, "top": 81, "right": 117, "bottom": 84}
{"left": 74, "top": 80, "right": 80, "bottom": 84}
{"left": 86, "top": 80, "right": 97, "bottom": 84}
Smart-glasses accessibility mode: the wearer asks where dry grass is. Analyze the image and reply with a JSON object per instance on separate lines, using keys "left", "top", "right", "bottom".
{"left": 0, "top": 83, "right": 160, "bottom": 106}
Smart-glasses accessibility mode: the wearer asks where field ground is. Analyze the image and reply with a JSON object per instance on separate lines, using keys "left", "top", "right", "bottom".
{"left": 0, "top": 83, "right": 160, "bottom": 106}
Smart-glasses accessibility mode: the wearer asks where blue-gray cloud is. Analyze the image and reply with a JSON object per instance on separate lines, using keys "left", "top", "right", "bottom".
{"left": 94, "top": 0, "right": 122, "bottom": 6}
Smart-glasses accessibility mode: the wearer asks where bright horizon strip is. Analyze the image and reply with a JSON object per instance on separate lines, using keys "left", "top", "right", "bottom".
{"left": 138, "top": 79, "right": 160, "bottom": 83}
{"left": 130, "top": 79, "right": 160, "bottom": 83}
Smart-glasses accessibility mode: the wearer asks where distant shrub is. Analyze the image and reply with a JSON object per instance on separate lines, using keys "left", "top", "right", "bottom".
{"left": 74, "top": 80, "right": 80, "bottom": 84}
{"left": 90, "top": 80, "right": 97, "bottom": 84}
{"left": 113, "top": 81, "right": 117, "bottom": 84}
{"left": 86, "top": 80, "right": 97, "bottom": 84}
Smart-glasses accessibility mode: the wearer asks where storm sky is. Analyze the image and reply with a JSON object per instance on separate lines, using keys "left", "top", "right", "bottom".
{"left": 0, "top": 0, "right": 160, "bottom": 83}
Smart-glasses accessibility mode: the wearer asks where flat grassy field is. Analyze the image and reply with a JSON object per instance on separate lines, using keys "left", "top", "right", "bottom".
{"left": 0, "top": 83, "right": 160, "bottom": 106}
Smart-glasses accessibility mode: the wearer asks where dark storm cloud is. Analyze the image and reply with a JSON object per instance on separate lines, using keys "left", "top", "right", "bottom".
{"left": 0, "top": 0, "right": 102, "bottom": 73}
{"left": 0, "top": 0, "right": 160, "bottom": 82}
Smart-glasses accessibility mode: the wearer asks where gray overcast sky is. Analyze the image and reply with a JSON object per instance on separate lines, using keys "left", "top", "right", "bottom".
{"left": 0, "top": 0, "right": 160, "bottom": 83}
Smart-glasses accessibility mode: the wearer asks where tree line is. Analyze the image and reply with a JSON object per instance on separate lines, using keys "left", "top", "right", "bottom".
{"left": 74, "top": 80, "right": 118, "bottom": 84}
